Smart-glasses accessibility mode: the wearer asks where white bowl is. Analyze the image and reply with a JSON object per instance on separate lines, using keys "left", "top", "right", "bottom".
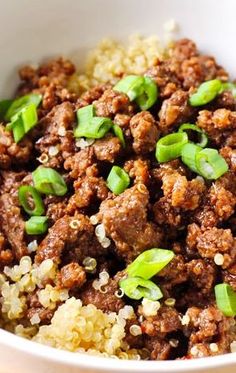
{"left": 0, "top": 0, "right": 236, "bottom": 372}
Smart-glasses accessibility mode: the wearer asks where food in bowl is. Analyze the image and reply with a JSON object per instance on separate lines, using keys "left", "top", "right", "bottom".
{"left": 0, "top": 36, "right": 236, "bottom": 361}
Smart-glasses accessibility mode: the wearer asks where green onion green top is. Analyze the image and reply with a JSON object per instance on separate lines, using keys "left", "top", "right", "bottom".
{"left": 136, "top": 76, "right": 158, "bottom": 111}
{"left": 107, "top": 166, "right": 130, "bottom": 195}
{"left": 114, "top": 75, "right": 158, "bottom": 110}
{"left": 0, "top": 99, "right": 12, "bottom": 120}
{"left": 32, "top": 167, "right": 68, "bottom": 196}
{"left": 215, "top": 283, "right": 236, "bottom": 316}
{"left": 6, "top": 103, "right": 38, "bottom": 143}
{"left": 178, "top": 123, "right": 208, "bottom": 148}
{"left": 75, "top": 116, "right": 113, "bottom": 139}
{"left": 181, "top": 143, "right": 202, "bottom": 173}
{"left": 76, "top": 104, "right": 94, "bottom": 124}
{"left": 18, "top": 185, "right": 45, "bottom": 216}
{"left": 5, "top": 93, "right": 42, "bottom": 121}
{"left": 189, "top": 79, "right": 222, "bottom": 106}
{"left": 155, "top": 132, "right": 188, "bottom": 163}
{"left": 195, "top": 148, "right": 228, "bottom": 180}
{"left": 114, "top": 75, "right": 145, "bottom": 101}
{"left": 1, "top": 93, "right": 42, "bottom": 143}
{"left": 220, "top": 82, "right": 236, "bottom": 98}
{"left": 75, "top": 105, "right": 113, "bottom": 139}
{"left": 113, "top": 124, "right": 125, "bottom": 147}
{"left": 119, "top": 277, "right": 163, "bottom": 301}
{"left": 127, "top": 248, "right": 175, "bottom": 280}
{"left": 25, "top": 216, "right": 48, "bottom": 235}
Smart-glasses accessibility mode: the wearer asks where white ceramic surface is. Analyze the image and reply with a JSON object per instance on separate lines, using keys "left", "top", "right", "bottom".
{"left": 0, "top": 0, "right": 236, "bottom": 372}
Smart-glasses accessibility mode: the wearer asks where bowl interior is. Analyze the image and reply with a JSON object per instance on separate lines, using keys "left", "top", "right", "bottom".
{"left": 0, "top": 0, "right": 236, "bottom": 97}
{"left": 0, "top": 0, "right": 236, "bottom": 372}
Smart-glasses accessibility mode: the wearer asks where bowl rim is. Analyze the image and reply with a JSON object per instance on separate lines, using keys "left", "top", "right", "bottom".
{"left": 0, "top": 328, "right": 235, "bottom": 372}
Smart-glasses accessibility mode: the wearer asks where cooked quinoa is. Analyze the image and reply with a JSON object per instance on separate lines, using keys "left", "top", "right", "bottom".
{"left": 68, "top": 35, "right": 167, "bottom": 94}
{"left": 1, "top": 35, "right": 236, "bottom": 360}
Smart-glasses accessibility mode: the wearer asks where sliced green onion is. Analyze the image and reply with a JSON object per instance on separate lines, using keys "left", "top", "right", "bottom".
{"left": 113, "top": 124, "right": 125, "bottom": 147}
{"left": 195, "top": 148, "right": 228, "bottom": 180}
{"left": 189, "top": 79, "right": 222, "bottom": 107}
{"left": 178, "top": 123, "right": 208, "bottom": 148}
{"left": 6, "top": 103, "right": 38, "bottom": 143}
{"left": 107, "top": 166, "right": 130, "bottom": 195}
{"left": 21, "top": 103, "right": 38, "bottom": 132}
{"left": 220, "top": 82, "right": 236, "bottom": 98}
{"left": 127, "top": 248, "right": 175, "bottom": 280}
{"left": 76, "top": 105, "right": 94, "bottom": 124}
{"left": 75, "top": 105, "right": 113, "bottom": 139}
{"left": 18, "top": 185, "right": 45, "bottom": 216}
{"left": 0, "top": 99, "right": 13, "bottom": 120}
{"left": 155, "top": 132, "right": 188, "bottom": 163}
{"left": 25, "top": 216, "right": 48, "bottom": 235}
{"left": 114, "top": 75, "right": 158, "bottom": 110}
{"left": 119, "top": 277, "right": 163, "bottom": 301}
{"left": 136, "top": 76, "right": 158, "bottom": 110}
{"left": 75, "top": 116, "right": 113, "bottom": 139}
{"left": 215, "top": 283, "right": 236, "bottom": 317}
{"left": 114, "top": 75, "right": 144, "bottom": 101}
{"left": 32, "top": 167, "right": 68, "bottom": 196}
{"left": 5, "top": 93, "right": 42, "bottom": 121}
{"left": 181, "top": 143, "right": 202, "bottom": 173}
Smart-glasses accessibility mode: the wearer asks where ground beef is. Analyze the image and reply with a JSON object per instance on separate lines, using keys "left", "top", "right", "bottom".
{"left": 0, "top": 124, "right": 33, "bottom": 169}
{"left": 153, "top": 197, "right": 183, "bottom": 227}
{"left": 158, "top": 90, "right": 195, "bottom": 132}
{"left": 161, "top": 170, "right": 205, "bottom": 210}
{"left": 67, "top": 175, "right": 109, "bottom": 212}
{"left": 197, "top": 108, "right": 236, "bottom": 145}
{"left": 140, "top": 306, "right": 182, "bottom": 337}
{"left": 214, "top": 91, "right": 236, "bottom": 111}
{"left": 45, "top": 196, "right": 68, "bottom": 223}
{"left": 35, "top": 214, "right": 105, "bottom": 264}
{"left": 18, "top": 58, "right": 77, "bottom": 107}
{"left": 99, "top": 185, "right": 163, "bottom": 262}
{"left": 220, "top": 147, "right": 236, "bottom": 173}
{"left": 130, "top": 111, "right": 159, "bottom": 154}
{"left": 26, "top": 307, "right": 54, "bottom": 325}
{"left": 180, "top": 55, "right": 228, "bottom": 90}
{"left": 145, "top": 63, "right": 179, "bottom": 99}
{"left": 35, "top": 101, "right": 75, "bottom": 168}
{"left": 222, "top": 270, "right": 236, "bottom": 291}
{"left": 59, "top": 262, "right": 86, "bottom": 289}
{"left": 170, "top": 38, "right": 228, "bottom": 90}
{"left": 171, "top": 38, "right": 198, "bottom": 61}
{"left": 80, "top": 276, "right": 125, "bottom": 313}
{"left": 186, "top": 306, "right": 234, "bottom": 357}
{"left": 157, "top": 255, "right": 188, "bottom": 291}
{"left": 153, "top": 169, "right": 205, "bottom": 229}
{"left": 94, "top": 89, "right": 133, "bottom": 118}
{"left": 124, "top": 158, "right": 150, "bottom": 185}
{"left": 0, "top": 170, "right": 30, "bottom": 196}
{"left": 76, "top": 84, "right": 111, "bottom": 107}
{"left": 193, "top": 179, "right": 236, "bottom": 228}
{"left": 186, "top": 259, "right": 216, "bottom": 294}
{"left": 26, "top": 292, "right": 55, "bottom": 324}
{"left": 93, "top": 133, "right": 122, "bottom": 162}
{"left": 186, "top": 224, "right": 236, "bottom": 268}
{"left": 64, "top": 147, "right": 97, "bottom": 179}
{"left": 0, "top": 193, "right": 27, "bottom": 260}
{"left": 145, "top": 337, "right": 172, "bottom": 360}
{"left": 123, "top": 318, "right": 144, "bottom": 349}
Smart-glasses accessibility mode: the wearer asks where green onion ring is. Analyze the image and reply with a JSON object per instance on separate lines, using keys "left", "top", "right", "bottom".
{"left": 127, "top": 248, "right": 175, "bottom": 280}
{"left": 119, "top": 277, "right": 163, "bottom": 301}
{"left": 18, "top": 185, "right": 45, "bottom": 216}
